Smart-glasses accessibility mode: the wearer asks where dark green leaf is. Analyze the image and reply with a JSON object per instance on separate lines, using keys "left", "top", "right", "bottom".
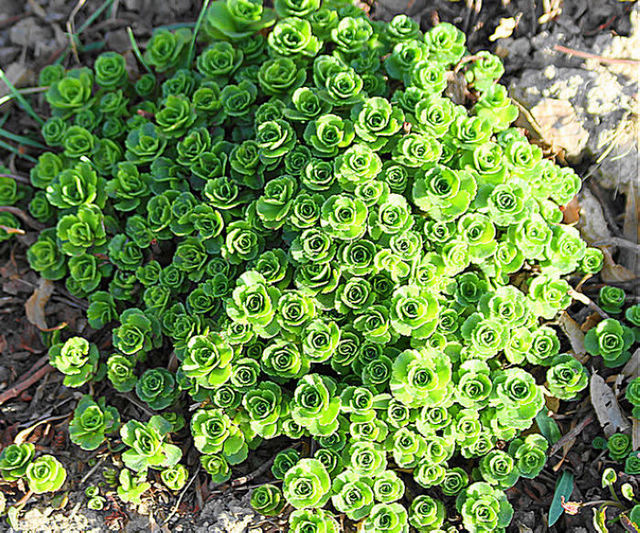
{"left": 548, "top": 471, "right": 575, "bottom": 527}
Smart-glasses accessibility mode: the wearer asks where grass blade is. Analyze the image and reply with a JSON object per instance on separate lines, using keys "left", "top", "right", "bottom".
{"left": 187, "top": 0, "right": 212, "bottom": 66}
{"left": 0, "top": 127, "right": 48, "bottom": 151}
{"left": 535, "top": 409, "right": 562, "bottom": 445}
{"left": 548, "top": 471, "right": 575, "bottom": 527}
{"left": 0, "top": 69, "right": 45, "bottom": 126}
{"left": 76, "top": 0, "right": 114, "bottom": 34}
{"left": 127, "top": 27, "right": 152, "bottom": 74}
{"left": 0, "top": 86, "right": 49, "bottom": 109}
{"left": 79, "top": 41, "right": 106, "bottom": 53}
{"left": 0, "top": 139, "right": 38, "bottom": 163}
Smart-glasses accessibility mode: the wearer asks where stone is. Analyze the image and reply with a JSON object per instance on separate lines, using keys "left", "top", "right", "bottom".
{"left": 0, "top": 62, "right": 35, "bottom": 101}
{"left": 509, "top": 9, "right": 639, "bottom": 190}
{"left": 9, "top": 17, "right": 50, "bottom": 48}
{"left": 528, "top": 97, "right": 589, "bottom": 159}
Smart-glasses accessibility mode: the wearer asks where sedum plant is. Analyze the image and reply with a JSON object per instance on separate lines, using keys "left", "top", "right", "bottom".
{"left": 160, "top": 464, "right": 189, "bottom": 491}
{"left": 69, "top": 395, "right": 121, "bottom": 450}
{"left": 120, "top": 415, "right": 182, "bottom": 472}
{"left": 17, "top": 0, "right": 635, "bottom": 527}
{"left": 117, "top": 469, "right": 151, "bottom": 504}
{"left": 25, "top": 455, "right": 67, "bottom": 494}
{"left": 0, "top": 443, "right": 35, "bottom": 482}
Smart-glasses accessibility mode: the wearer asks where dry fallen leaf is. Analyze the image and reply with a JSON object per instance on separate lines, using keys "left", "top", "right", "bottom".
{"left": 590, "top": 372, "right": 631, "bottom": 438}
{"left": 575, "top": 189, "right": 615, "bottom": 250}
{"left": 600, "top": 248, "right": 637, "bottom": 283}
{"left": 622, "top": 349, "right": 640, "bottom": 380}
{"left": 562, "top": 196, "right": 581, "bottom": 225}
{"left": 633, "top": 419, "right": 640, "bottom": 452}
{"left": 558, "top": 312, "right": 587, "bottom": 359}
{"left": 0, "top": 62, "right": 34, "bottom": 102}
{"left": 24, "top": 278, "right": 54, "bottom": 331}
{"left": 619, "top": 179, "right": 639, "bottom": 274}
{"left": 527, "top": 98, "right": 589, "bottom": 159}
{"left": 546, "top": 395, "right": 560, "bottom": 413}
{"left": 581, "top": 312, "right": 602, "bottom": 333}
{"left": 445, "top": 70, "right": 467, "bottom": 106}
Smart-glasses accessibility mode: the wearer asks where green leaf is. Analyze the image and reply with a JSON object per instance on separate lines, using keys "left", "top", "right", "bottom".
{"left": 535, "top": 410, "right": 562, "bottom": 445}
{"left": 7, "top": 507, "right": 20, "bottom": 530}
{"left": 548, "top": 471, "right": 574, "bottom": 527}
{"left": 592, "top": 506, "right": 609, "bottom": 533}
{"left": 602, "top": 468, "right": 617, "bottom": 488}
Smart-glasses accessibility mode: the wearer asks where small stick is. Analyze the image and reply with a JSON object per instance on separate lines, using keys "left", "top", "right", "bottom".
{"left": 80, "top": 456, "right": 107, "bottom": 484}
{"left": 119, "top": 392, "right": 156, "bottom": 418}
{"left": 231, "top": 456, "right": 276, "bottom": 487}
{"left": 0, "top": 364, "right": 54, "bottom": 406}
{"left": 568, "top": 288, "right": 610, "bottom": 320}
{"left": 548, "top": 415, "right": 594, "bottom": 456}
{"left": 0, "top": 206, "right": 45, "bottom": 230}
{"left": 553, "top": 44, "right": 640, "bottom": 66}
{"left": 0, "top": 225, "right": 25, "bottom": 235}
{"left": 67, "top": 0, "right": 88, "bottom": 63}
{"left": 592, "top": 237, "right": 640, "bottom": 255}
{"left": 13, "top": 489, "right": 34, "bottom": 511}
{"left": 0, "top": 173, "right": 31, "bottom": 185}
{"left": 161, "top": 466, "right": 201, "bottom": 526}
{"left": 230, "top": 442, "right": 304, "bottom": 488}
{"left": 16, "top": 354, "right": 49, "bottom": 382}
{"left": 453, "top": 54, "right": 483, "bottom": 74}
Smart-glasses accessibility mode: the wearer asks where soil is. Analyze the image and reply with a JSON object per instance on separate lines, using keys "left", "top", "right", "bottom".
{"left": 0, "top": 1, "right": 638, "bottom": 532}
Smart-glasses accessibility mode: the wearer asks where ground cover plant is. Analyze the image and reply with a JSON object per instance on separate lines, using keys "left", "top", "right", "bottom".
{"left": 0, "top": 0, "right": 638, "bottom": 530}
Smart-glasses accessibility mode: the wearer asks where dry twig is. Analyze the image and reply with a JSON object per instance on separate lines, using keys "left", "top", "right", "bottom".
{"left": 553, "top": 44, "right": 640, "bottom": 66}
{"left": 161, "top": 466, "right": 201, "bottom": 527}
{"left": 549, "top": 415, "right": 594, "bottom": 457}
{"left": 0, "top": 206, "right": 45, "bottom": 230}
{"left": 0, "top": 364, "right": 55, "bottom": 406}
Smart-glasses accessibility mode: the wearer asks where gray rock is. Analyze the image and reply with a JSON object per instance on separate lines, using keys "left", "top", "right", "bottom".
{"left": 194, "top": 492, "right": 257, "bottom": 533}
{"left": 9, "top": 17, "right": 51, "bottom": 48}
{"left": 509, "top": 9, "right": 639, "bottom": 190}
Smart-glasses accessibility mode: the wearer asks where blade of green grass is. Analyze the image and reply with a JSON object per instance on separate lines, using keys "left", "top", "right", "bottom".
{"left": 0, "top": 139, "right": 38, "bottom": 163}
{"left": 54, "top": 48, "right": 71, "bottom": 66}
{"left": 548, "top": 471, "right": 575, "bottom": 527}
{"left": 79, "top": 40, "right": 106, "bottom": 53}
{"left": 0, "top": 86, "right": 49, "bottom": 109}
{"left": 0, "top": 113, "right": 9, "bottom": 129}
{"left": 0, "top": 73, "right": 45, "bottom": 125}
{"left": 0, "top": 128, "right": 48, "bottom": 151}
{"left": 187, "top": 0, "right": 212, "bottom": 66}
{"left": 76, "top": 0, "right": 114, "bottom": 34}
{"left": 127, "top": 27, "right": 152, "bottom": 74}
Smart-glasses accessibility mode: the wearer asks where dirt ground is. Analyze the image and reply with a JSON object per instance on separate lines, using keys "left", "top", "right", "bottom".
{"left": 0, "top": 0, "right": 638, "bottom": 532}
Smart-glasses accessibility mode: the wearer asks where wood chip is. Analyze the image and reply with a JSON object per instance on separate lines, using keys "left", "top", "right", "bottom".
{"left": 24, "top": 278, "right": 54, "bottom": 331}
{"left": 575, "top": 189, "right": 614, "bottom": 250}
{"left": 590, "top": 372, "right": 630, "bottom": 438}
{"left": 558, "top": 311, "right": 587, "bottom": 358}
{"left": 600, "top": 248, "right": 637, "bottom": 283}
